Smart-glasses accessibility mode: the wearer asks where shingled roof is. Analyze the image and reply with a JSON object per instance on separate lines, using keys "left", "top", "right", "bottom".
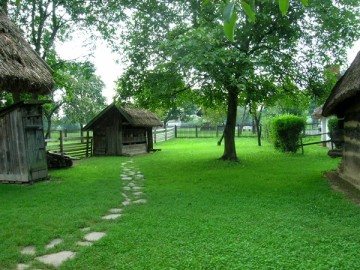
{"left": 83, "top": 103, "right": 163, "bottom": 130}
{"left": 322, "top": 51, "right": 360, "bottom": 117}
{"left": 0, "top": 10, "right": 54, "bottom": 95}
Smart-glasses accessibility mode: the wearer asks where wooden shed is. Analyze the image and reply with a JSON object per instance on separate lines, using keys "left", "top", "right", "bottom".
{"left": 322, "top": 51, "right": 360, "bottom": 188}
{"left": 0, "top": 101, "right": 48, "bottom": 182}
{"left": 0, "top": 10, "right": 54, "bottom": 183}
{"left": 83, "top": 104, "right": 162, "bottom": 156}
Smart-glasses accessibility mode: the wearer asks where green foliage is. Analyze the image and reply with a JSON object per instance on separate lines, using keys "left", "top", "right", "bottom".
{"left": 223, "top": 0, "right": 310, "bottom": 42}
{"left": 61, "top": 61, "right": 106, "bottom": 126}
{"left": 271, "top": 114, "right": 305, "bottom": 153}
{"left": 328, "top": 117, "right": 339, "bottom": 134}
{"left": 118, "top": 0, "right": 358, "bottom": 160}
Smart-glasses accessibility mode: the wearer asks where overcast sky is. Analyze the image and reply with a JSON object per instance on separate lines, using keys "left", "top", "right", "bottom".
{"left": 58, "top": 39, "right": 360, "bottom": 105}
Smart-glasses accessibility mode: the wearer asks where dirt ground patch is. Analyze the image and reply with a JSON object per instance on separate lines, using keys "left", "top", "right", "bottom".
{"left": 325, "top": 171, "right": 360, "bottom": 206}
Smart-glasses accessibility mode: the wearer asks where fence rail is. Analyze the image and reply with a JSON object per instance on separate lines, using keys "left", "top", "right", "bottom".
{"left": 173, "top": 125, "right": 258, "bottom": 138}
{"left": 45, "top": 130, "right": 93, "bottom": 159}
{"left": 45, "top": 128, "right": 176, "bottom": 159}
{"left": 153, "top": 127, "right": 176, "bottom": 143}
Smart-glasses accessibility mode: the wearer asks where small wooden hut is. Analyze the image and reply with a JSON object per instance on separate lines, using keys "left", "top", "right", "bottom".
{"left": 0, "top": 101, "right": 48, "bottom": 182}
{"left": 83, "top": 104, "right": 162, "bottom": 156}
{"left": 322, "top": 51, "right": 360, "bottom": 188}
{"left": 0, "top": 10, "right": 54, "bottom": 183}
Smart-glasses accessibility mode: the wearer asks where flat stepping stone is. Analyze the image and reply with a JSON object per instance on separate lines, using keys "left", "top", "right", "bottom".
{"left": 133, "top": 199, "right": 147, "bottom": 204}
{"left": 36, "top": 251, "right": 76, "bottom": 267}
{"left": 76, "top": 241, "right": 93, "bottom": 247}
{"left": 132, "top": 186, "right": 142, "bottom": 191}
{"left": 133, "top": 191, "right": 144, "bottom": 197}
{"left": 136, "top": 174, "right": 144, "bottom": 179}
{"left": 80, "top": 227, "right": 91, "bottom": 232}
{"left": 109, "top": 208, "right": 123, "bottom": 213}
{"left": 16, "top": 263, "right": 30, "bottom": 270}
{"left": 21, "top": 246, "right": 36, "bottom": 256}
{"left": 127, "top": 182, "right": 136, "bottom": 187}
{"left": 46, "top": 238, "right": 63, "bottom": 249}
{"left": 123, "top": 186, "right": 131, "bottom": 191}
{"left": 102, "top": 214, "right": 122, "bottom": 220}
{"left": 84, "top": 232, "right": 106, "bottom": 242}
{"left": 122, "top": 200, "right": 131, "bottom": 206}
{"left": 121, "top": 192, "right": 128, "bottom": 198}
{"left": 121, "top": 176, "right": 132, "bottom": 181}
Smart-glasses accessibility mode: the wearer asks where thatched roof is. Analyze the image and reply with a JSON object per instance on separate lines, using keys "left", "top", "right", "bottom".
{"left": 0, "top": 10, "right": 54, "bottom": 95}
{"left": 311, "top": 105, "right": 323, "bottom": 119}
{"left": 83, "top": 103, "right": 163, "bottom": 130}
{"left": 322, "top": 51, "right": 360, "bottom": 117}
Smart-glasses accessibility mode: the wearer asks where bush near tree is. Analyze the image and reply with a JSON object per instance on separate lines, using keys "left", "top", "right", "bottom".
{"left": 328, "top": 117, "right": 339, "bottom": 135}
{"left": 270, "top": 114, "right": 305, "bottom": 153}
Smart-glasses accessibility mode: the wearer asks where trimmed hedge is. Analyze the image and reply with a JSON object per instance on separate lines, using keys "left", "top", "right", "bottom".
{"left": 328, "top": 117, "right": 339, "bottom": 135}
{"left": 270, "top": 114, "right": 305, "bottom": 153}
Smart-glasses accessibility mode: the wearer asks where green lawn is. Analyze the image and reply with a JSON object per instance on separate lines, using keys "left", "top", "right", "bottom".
{"left": 1, "top": 138, "right": 360, "bottom": 269}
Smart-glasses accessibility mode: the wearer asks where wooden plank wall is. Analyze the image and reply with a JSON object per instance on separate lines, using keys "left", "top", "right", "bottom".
{"left": 0, "top": 107, "right": 29, "bottom": 182}
{"left": 341, "top": 101, "right": 360, "bottom": 188}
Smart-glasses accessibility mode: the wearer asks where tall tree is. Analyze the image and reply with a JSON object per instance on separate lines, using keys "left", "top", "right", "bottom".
{"left": 117, "top": 0, "right": 359, "bottom": 161}
{"left": 61, "top": 61, "right": 106, "bottom": 132}
{"left": 4, "top": 1, "right": 127, "bottom": 131}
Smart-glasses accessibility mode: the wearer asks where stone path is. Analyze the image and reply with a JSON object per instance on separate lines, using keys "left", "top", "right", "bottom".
{"left": 16, "top": 159, "right": 147, "bottom": 269}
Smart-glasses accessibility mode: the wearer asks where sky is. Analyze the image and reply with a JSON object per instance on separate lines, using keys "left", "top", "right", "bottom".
{"left": 57, "top": 39, "right": 122, "bottom": 104}
{"left": 58, "top": 39, "right": 360, "bottom": 105}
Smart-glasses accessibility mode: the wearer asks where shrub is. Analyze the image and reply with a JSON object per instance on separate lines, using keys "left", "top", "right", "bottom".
{"left": 270, "top": 114, "right": 305, "bottom": 153}
{"left": 328, "top": 117, "right": 339, "bottom": 135}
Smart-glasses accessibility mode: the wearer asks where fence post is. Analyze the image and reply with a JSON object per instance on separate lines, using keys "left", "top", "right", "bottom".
{"left": 64, "top": 128, "right": 67, "bottom": 137}
{"left": 196, "top": 126, "right": 198, "bottom": 138}
{"left": 154, "top": 128, "right": 157, "bottom": 144}
{"left": 237, "top": 125, "right": 240, "bottom": 137}
{"left": 86, "top": 131, "right": 90, "bottom": 157}
{"left": 165, "top": 127, "right": 168, "bottom": 141}
{"left": 59, "top": 130, "right": 64, "bottom": 156}
{"left": 175, "top": 125, "right": 178, "bottom": 138}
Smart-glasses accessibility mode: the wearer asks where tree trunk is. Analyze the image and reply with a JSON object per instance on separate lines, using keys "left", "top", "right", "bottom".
{"left": 251, "top": 104, "right": 263, "bottom": 147}
{"left": 220, "top": 87, "right": 238, "bottom": 161}
{"left": 45, "top": 115, "right": 52, "bottom": 139}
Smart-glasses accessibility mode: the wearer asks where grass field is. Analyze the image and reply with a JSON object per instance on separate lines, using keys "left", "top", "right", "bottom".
{"left": 1, "top": 138, "right": 360, "bottom": 269}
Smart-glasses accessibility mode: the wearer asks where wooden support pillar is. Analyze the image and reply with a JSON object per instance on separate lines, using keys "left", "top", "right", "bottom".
{"left": 147, "top": 128, "right": 154, "bottom": 151}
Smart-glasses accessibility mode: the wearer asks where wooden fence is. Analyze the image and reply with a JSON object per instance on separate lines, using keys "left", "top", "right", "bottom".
{"left": 45, "top": 130, "right": 93, "bottom": 159}
{"left": 46, "top": 128, "right": 176, "bottom": 158}
{"left": 153, "top": 127, "right": 176, "bottom": 143}
{"left": 172, "top": 125, "right": 257, "bottom": 138}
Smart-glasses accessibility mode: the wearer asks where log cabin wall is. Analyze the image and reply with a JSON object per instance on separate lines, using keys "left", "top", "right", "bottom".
{"left": 122, "top": 126, "right": 147, "bottom": 155}
{"left": 340, "top": 100, "right": 360, "bottom": 188}
{"left": 84, "top": 104, "right": 162, "bottom": 156}
{"left": 0, "top": 103, "right": 48, "bottom": 183}
{"left": 93, "top": 109, "right": 122, "bottom": 156}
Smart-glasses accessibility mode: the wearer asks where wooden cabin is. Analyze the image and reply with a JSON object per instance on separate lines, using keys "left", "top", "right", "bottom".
{"left": 322, "top": 51, "right": 360, "bottom": 188}
{"left": 0, "top": 10, "right": 54, "bottom": 183}
{"left": 0, "top": 101, "right": 48, "bottom": 182}
{"left": 83, "top": 104, "right": 162, "bottom": 156}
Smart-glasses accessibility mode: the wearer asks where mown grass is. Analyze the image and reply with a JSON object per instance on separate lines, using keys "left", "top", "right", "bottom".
{"left": 2, "top": 138, "right": 360, "bottom": 269}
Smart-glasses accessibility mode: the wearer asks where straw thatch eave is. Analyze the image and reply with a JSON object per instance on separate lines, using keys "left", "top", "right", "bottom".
{"left": 0, "top": 10, "right": 54, "bottom": 95}
{"left": 120, "top": 107, "right": 163, "bottom": 127}
{"left": 322, "top": 51, "right": 360, "bottom": 117}
{"left": 83, "top": 104, "right": 162, "bottom": 131}
{"left": 311, "top": 105, "right": 323, "bottom": 120}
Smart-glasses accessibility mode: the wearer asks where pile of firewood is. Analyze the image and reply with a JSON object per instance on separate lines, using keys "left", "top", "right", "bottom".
{"left": 47, "top": 151, "right": 73, "bottom": 169}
